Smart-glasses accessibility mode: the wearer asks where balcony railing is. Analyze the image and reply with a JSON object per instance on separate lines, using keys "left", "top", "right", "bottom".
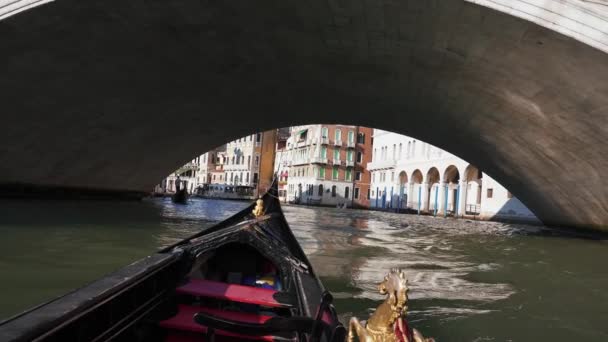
{"left": 333, "top": 158, "right": 341, "bottom": 165}
{"left": 320, "top": 136, "right": 329, "bottom": 145}
{"left": 333, "top": 140, "right": 342, "bottom": 147}
{"left": 310, "top": 157, "right": 328, "bottom": 164}
{"left": 367, "top": 159, "right": 397, "bottom": 170}
{"left": 345, "top": 160, "right": 354, "bottom": 167}
{"left": 346, "top": 140, "right": 355, "bottom": 148}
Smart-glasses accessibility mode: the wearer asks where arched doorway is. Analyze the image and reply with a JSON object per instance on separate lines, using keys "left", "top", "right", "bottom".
{"left": 425, "top": 167, "right": 441, "bottom": 214}
{"left": 442, "top": 165, "right": 461, "bottom": 216}
{"left": 398, "top": 171, "right": 408, "bottom": 211}
{"left": 464, "top": 165, "right": 483, "bottom": 216}
{"left": 408, "top": 169, "right": 423, "bottom": 211}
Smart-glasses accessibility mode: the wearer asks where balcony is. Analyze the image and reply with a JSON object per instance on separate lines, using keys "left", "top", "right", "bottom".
{"left": 310, "top": 157, "right": 328, "bottom": 164}
{"left": 333, "top": 139, "right": 342, "bottom": 147}
{"left": 346, "top": 140, "right": 355, "bottom": 148}
{"left": 333, "top": 158, "right": 341, "bottom": 165}
{"left": 320, "top": 136, "right": 329, "bottom": 145}
{"left": 367, "top": 159, "right": 397, "bottom": 171}
{"left": 345, "top": 160, "right": 354, "bottom": 167}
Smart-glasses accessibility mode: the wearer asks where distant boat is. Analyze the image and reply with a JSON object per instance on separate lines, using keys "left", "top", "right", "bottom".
{"left": 0, "top": 180, "right": 346, "bottom": 341}
{"left": 172, "top": 188, "right": 188, "bottom": 204}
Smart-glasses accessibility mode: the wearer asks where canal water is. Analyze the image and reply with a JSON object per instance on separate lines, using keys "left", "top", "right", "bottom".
{"left": 1, "top": 197, "right": 607, "bottom": 341}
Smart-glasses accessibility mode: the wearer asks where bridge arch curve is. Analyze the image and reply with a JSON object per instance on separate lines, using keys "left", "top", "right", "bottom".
{"left": 0, "top": 0, "right": 607, "bottom": 230}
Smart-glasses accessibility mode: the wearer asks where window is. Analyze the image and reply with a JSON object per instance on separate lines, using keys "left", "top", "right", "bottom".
{"left": 248, "top": 156, "right": 251, "bottom": 166}
{"left": 487, "top": 188, "right": 494, "bottom": 198}
{"left": 354, "top": 187, "right": 360, "bottom": 199}
{"left": 371, "top": 190, "right": 375, "bottom": 197}
{"left": 332, "top": 166, "right": 339, "bottom": 180}
{"left": 391, "top": 172, "right": 394, "bottom": 181}
{"left": 345, "top": 187, "right": 350, "bottom": 199}
{"left": 355, "top": 171, "right": 362, "bottom": 181}
{"left": 372, "top": 172, "right": 376, "bottom": 182}
{"left": 347, "top": 150, "right": 353, "bottom": 161}
{"left": 318, "top": 184, "right": 324, "bottom": 196}
{"left": 321, "top": 146, "right": 327, "bottom": 158}
{"left": 256, "top": 133, "right": 262, "bottom": 143}
{"left": 335, "top": 129, "right": 341, "bottom": 143}
{"left": 392, "top": 144, "right": 396, "bottom": 160}
{"left": 346, "top": 169, "right": 352, "bottom": 181}
{"left": 319, "top": 167, "right": 326, "bottom": 179}
{"left": 321, "top": 127, "right": 328, "bottom": 138}
{"left": 255, "top": 156, "right": 259, "bottom": 165}
{"left": 367, "top": 188, "right": 370, "bottom": 199}
{"left": 331, "top": 185, "right": 337, "bottom": 197}
{"left": 253, "top": 173, "right": 258, "bottom": 184}
{"left": 333, "top": 149, "right": 339, "bottom": 160}
{"left": 348, "top": 130, "right": 354, "bottom": 143}
{"left": 231, "top": 156, "right": 235, "bottom": 164}
{"left": 246, "top": 172, "right": 249, "bottom": 182}
{"left": 356, "top": 151, "right": 362, "bottom": 163}
{"left": 357, "top": 132, "right": 365, "bottom": 144}
{"left": 373, "top": 148, "right": 377, "bottom": 161}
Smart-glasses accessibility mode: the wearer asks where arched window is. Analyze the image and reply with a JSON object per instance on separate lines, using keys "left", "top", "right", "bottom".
{"left": 412, "top": 141, "right": 416, "bottom": 157}
{"left": 331, "top": 185, "right": 337, "bottom": 197}
{"left": 357, "top": 132, "right": 365, "bottom": 144}
{"left": 398, "top": 143, "right": 402, "bottom": 159}
{"left": 335, "top": 129, "right": 342, "bottom": 143}
{"left": 321, "top": 126, "right": 328, "bottom": 138}
{"left": 345, "top": 186, "right": 350, "bottom": 199}
{"left": 318, "top": 184, "right": 324, "bottom": 196}
{"left": 392, "top": 144, "right": 396, "bottom": 160}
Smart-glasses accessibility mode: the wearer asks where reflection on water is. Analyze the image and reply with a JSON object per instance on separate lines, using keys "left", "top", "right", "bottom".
{"left": 1, "top": 198, "right": 608, "bottom": 341}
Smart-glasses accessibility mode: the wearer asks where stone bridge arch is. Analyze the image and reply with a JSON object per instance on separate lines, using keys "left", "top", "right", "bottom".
{"left": 0, "top": 0, "right": 606, "bottom": 230}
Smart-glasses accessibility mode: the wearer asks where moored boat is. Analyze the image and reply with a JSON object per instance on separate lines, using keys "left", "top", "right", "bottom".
{"left": 0, "top": 180, "right": 346, "bottom": 342}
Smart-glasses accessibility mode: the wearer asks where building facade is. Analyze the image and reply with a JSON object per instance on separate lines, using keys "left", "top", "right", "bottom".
{"left": 368, "top": 129, "right": 538, "bottom": 222}
{"left": 223, "top": 133, "right": 261, "bottom": 188}
{"left": 285, "top": 124, "right": 372, "bottom": 208}
{"left": 159, "top": 130, "right": 277, "bottom": 197}
{"left": 274, "top": 128, "right": 291, "bottom": 201}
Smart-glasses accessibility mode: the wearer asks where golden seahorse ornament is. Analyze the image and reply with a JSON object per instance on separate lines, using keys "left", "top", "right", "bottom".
{"left": 348, "top": 269, "right": 435, "bottom": 342}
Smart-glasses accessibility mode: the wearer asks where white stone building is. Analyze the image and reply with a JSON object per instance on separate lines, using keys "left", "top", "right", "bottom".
{"left": 368, "top": 129, "right": 538, "bottom": 222}
{"left": 223, "top": 133, "right": 262, "bottom": 187}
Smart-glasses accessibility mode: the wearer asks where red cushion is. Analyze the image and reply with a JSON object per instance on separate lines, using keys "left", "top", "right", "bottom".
{"left": 159, "top": 305, "right": 275, "bottom": 341}
{"left": 176, "top": 279, "right": 288, "bottom": 308}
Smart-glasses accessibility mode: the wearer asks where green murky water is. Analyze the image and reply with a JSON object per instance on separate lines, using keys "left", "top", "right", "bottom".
{"left": 0, "top": 198, "right": 607, "bottom": 341}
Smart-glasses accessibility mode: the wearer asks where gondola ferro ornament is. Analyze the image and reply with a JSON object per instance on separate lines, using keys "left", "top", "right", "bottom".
{"left": 348, "top": 269, "right": 435, "bottom": 342}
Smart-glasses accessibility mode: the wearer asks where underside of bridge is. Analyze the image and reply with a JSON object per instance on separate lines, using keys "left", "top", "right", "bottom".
{"left": 0, "top": 0, "right": 607, "bottom": 230}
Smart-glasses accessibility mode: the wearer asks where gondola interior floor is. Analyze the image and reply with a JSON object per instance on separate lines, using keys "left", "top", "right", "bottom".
{"left": 159, "top": 278, "right": 294, "bottom": 341}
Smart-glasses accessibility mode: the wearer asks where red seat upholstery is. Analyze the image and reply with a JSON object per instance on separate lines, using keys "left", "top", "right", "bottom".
{"left": 160, "top": 305, "right": 275, "bottom": 341}
{"left": 176, "top": 279, "right": 289, "bottom": 308}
